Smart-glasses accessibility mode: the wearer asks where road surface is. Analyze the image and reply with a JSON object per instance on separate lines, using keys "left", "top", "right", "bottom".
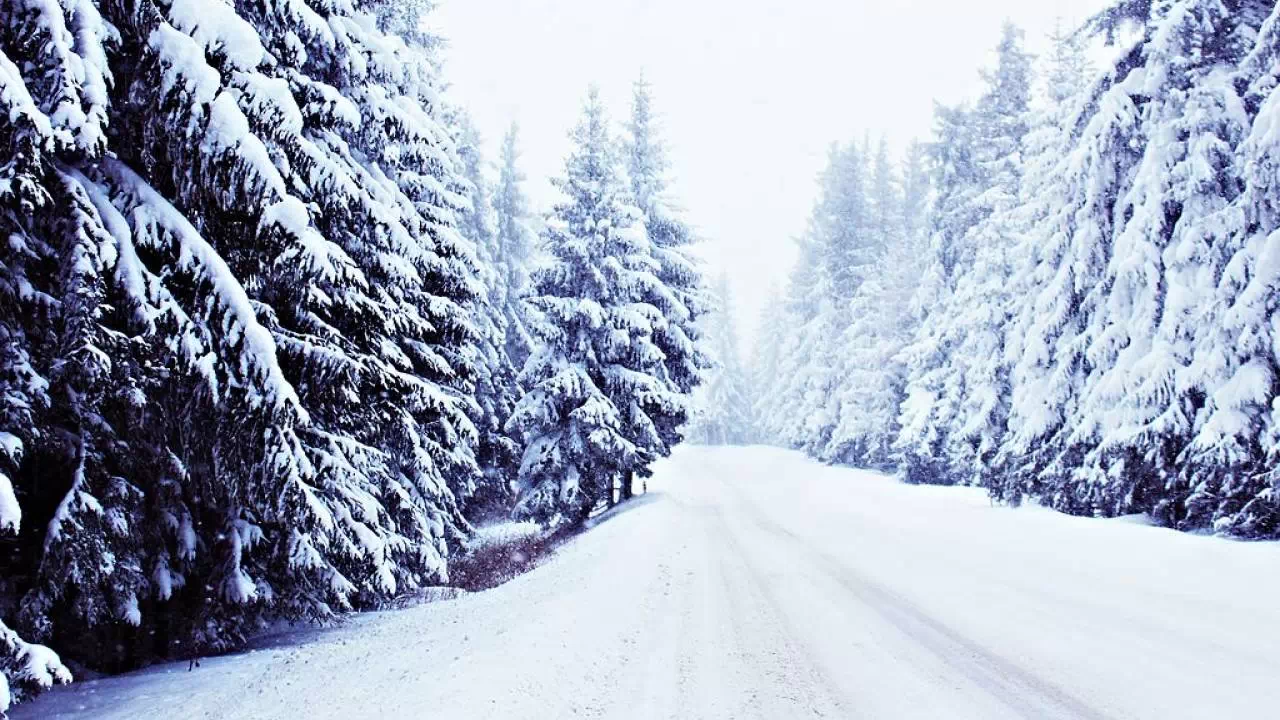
{"left": 19, "top": 446, "right": 1280, "bottom": 719}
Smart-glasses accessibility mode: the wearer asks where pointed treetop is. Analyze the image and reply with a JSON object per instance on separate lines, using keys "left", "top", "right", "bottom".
{"left": 980, "top": 22, "right": 1036, "bottom": 122}
{"left": 501, "top": 121, "right": 525, "bottom": 182}
{"left": 563, "top": 85, "right": 616, "bottom": 179}
{"left": 628, "top": 73, "right": 670, "bottom": 209}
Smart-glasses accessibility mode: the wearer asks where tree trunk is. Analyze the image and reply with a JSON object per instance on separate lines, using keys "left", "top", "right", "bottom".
{"left": 574, "top": 501, "right": 593, "bottom": 527}
{"left": 621, "top": 471, "right": 635, "bottom": 501}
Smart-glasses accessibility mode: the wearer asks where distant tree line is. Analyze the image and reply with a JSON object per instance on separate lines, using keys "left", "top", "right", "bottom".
{"left": 755, "top": 1, "right": 1280, "bottom": 541}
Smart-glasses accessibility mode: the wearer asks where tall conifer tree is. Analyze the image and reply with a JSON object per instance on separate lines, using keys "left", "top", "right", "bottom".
{"left": 508, "top": 87, "right": 675, "bottom": 522}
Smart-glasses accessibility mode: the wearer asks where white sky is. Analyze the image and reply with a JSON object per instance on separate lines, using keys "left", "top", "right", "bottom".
{"left": 430, "top": 0, "right": 1107, "bottom": 346}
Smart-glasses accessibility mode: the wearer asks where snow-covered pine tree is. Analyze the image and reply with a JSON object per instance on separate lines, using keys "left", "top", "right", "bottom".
{"left": 900, "top": 141, "right": 932, "bottom": 249}
{"left": 0, "top": 0, "right": 288, "bottom": 684}
{"left": 48, "top": 158, "right": 326, "bottom": 662}
{"left": 111, "top": 0, "right": 484, "bottom": 628}
{"left": 895, "top": 25, "right": 1034, "bottom": 486}
{"left": 781, "top": 143, "right": 874, "bottom": 455}
{"left": 89, "top": 1, "right": 361, "bottom": 649}
{"left": 996, "top": 20, "right": 1096, "bottom": 505}
{"left": 790, "top": 286, "right": 840, "bottom": 455}
{"left": 773, "top": 268, "right": 834, "bottom": 451}
{"left": 825, "top": 139, "right": 925, "bottom": 468}
{"left": 760, "top": 231, "right": 823, "bottom": 445}
{"left": 0, "top": 8, "right": 319, "bottom": 679}
{"left": 507, "top": 87, "right": 673, "bottom": 524}
{"left": 998, "top": 6, "right": 1150, "bottom": 513}
{"left": 687, "top": 273, "right": 755, "bottom": 446}
{"left": 1164, "top": 0, "right": 1277, "bottom": 534}
{"left": 944, "top": 22, "right": 1035, "bottom": 486}
{"left": 867, "top": 137, "right": 903, "bottom": 259}
{"left": 625, "top": 76, "right": 711, "bottom": 472}
{"left": 372, "top": 9, "right": 488, "bottom": 540}
{"left": 749, "top": 282, "right": 787, "bottom": 443}
{"left": 1070, "top": 0, "right": 1253, "bottom": 522}
{"left": 492, "top": 123, "right": 538, "bottom": 371}
{"left": 821, "top": 142, "right": 878, "bottom": 306}
{"left": 452, "top": 114, "right": 523, "bottom": 523}
{"left": 0, "top": 0, "right": 485, "bottom": 693}
{"left": 758, "top": 145, "right": 868, "bottom": 449}
{"left": 0, "top": 0, "right": 106, "bottom": 698}
{"left": 894, "top": 102, "right": 983, "bottom": 485}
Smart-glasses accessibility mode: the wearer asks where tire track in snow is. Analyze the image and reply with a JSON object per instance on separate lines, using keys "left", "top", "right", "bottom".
{"left": 668, "top": 467, "right": 849, "bottom": 719}
{"left": 720, "top": 477, "right": 1111, "bottom": 720}
{"left": 670, "top": 503, "right": 740, "bottom": 719}
{"left": 707, "top": 503, "right": 852, "bottom": 718}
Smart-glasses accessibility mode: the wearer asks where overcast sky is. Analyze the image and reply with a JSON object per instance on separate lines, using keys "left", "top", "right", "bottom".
{"left": 429, "top": 0, "right": 1107, "bottom": 346}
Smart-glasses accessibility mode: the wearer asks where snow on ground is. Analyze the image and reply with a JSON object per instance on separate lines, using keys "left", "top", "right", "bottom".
{"left": 18, "top": 446, "right": 1280, "bottom": 719}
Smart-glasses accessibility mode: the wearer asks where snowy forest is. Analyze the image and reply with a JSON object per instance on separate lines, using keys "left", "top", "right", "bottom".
{"left": 4, "top": 0, "right": 1280, "bottom": 714}
{"left": 749, "top": 1, "right": 1280, "bottom": 542}
{"left": 0, "top": 0, "right": 709, "bottom": 708}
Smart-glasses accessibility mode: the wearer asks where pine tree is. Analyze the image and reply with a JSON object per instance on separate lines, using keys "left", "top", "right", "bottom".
{"left": 0, "top": 0, "right": 486, "bottom": 697}
{"left": 624, "top": 76, "right": 711, "bottom": 473}
{"left": 749, "top": 282, "right": 787, "bottom": 443}
{"left": 492, "top": 123, "right": 538, "bottom": 370}
{"left": 453, "top": 114, "right": 523, "bottom": 523}
{"left": 687, "top": 273, "right": 755, "bottom": 446}
{"left": 900, "top": 141, "right": 932, "bottom": 247}
{"left": 762, "top": 232, "right": 824, "bottom": 445}
{"left": 782, "top": 144, "right": 876, "bottom": 455}
{"left": 1025, "top": 5, "right": 1149, "bottom": 515}
{"left": 1164, "top": 0, "right": 1275, "bottom": 533}
{"left": 507, "top": 87, "right": 674, "bottom": 524}
{"left": 826, "top": 139, "right": 924, "bottom": 468}
{"left": 946, "top": 23, "right": 1035, "bottom": 485}
{"left": 896, "top": 25, "right": 1034, "bottom": 486}
{"left": 997, "top": 20, "right": 1097, "bottom": 505}
{"left": 1067, "top": 0, "right": 1249, "bottom": 520}
{"left": 0, "top": 0, "right": 108, "bottom": 697}
{"left": 120, "top": 0, "right": 483, "bottom": 622}
{"left": 895, "top": 103, "right": 982, "bottom": 485}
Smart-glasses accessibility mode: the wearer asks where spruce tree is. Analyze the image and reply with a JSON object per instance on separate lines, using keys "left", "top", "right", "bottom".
{"left": 999, "top": 20, "right": 1096, "bottom": 505}
{"left": 749, "top": 282, "right": 788, "bottom": 443}
{"left": 118, "top": 0, "right": 483, "bottom": 621}
{"left": 946, "top": 23, "right": 1035, "bottom": 485}
{"left": 1180, "top": 4, "right": 1280, "bottom": 535}
{"left": 896, "top": 25, "right": 1034, "bottom": 486}
{"left": 492, "top": 123, "right": 538, "bottom": 371}
{"left": 453, "top": 114, "right": 523, "bottom": 523}
{"left": 624, "top": 76, "right": 711, "bottom": 471}
{"left": 507, "top": 87, "right": 674, "bottom": 523}
{"left": 1181, "top": 1, "right": 1280, "bottom": 536}
{"left": 894, "top": 102, "right": 982, "bottom": 485}
{"left": 0, "top": 0, "right": 485, "bottom": 697}
{"left": 0, "top": 0, "right": 109, "bottom": 697}
{"left": 761, "top": 233, "right": 822, "bottom": 445}
{"left": 687, "top": 273, "right": 755, "bottom": 446}
{"left": 826, "top": 139, "right": 923, "bottom": 468}
{"left": 1066, "top": 0, "right": 1246, "bottom": 520}
{"left": 777, "top": 144, "right": 875, "bottom": 455}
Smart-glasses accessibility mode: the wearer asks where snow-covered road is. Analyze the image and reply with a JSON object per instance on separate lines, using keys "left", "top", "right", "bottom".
{"left": 19, "top": 446, "right": 1280, "bottom": 719}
